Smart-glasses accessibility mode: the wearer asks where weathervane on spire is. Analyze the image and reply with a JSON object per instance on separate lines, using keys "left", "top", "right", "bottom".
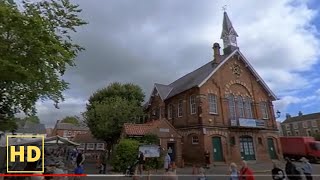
{"left": 222, "top": 5, "right": 227, "bottom": 12}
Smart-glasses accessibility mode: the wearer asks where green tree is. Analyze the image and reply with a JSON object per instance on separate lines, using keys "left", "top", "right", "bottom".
{"left": 0, "top": 0, "right": 87, "bottom": 119}
{"left": 61, "top": 116, "right": 80, "bottom": 125}
{"left": 0, "top": 118, "right": 18, "bottom": 132}
{"left": 24, "top": 115, "right": 40, "bottom": 124}
{"left": 111, "top": 139, "right": 139, "bottom": 172}
{"left": 84, "top": 82, "right": 145, "bottom": 158}
{"left": 313, "top": 133, "right": 320, "bottom": 141}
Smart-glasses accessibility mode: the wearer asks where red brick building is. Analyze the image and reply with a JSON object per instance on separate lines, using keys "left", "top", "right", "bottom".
{"left": 144, "top": 12, "right": 282, "bottom": 164}
{"left": 122, "top": 119, "right": 182, "bottom": 166}
{"left": 52, "top": 120, "right": 89, "bottom": 140}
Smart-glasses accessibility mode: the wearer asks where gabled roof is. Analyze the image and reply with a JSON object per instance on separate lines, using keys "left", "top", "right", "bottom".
{"left": 154, "top": 83, "right": 172, "bottom": 100}
{"left": 123, "top": 119, "right": 181, "bottom": 138}
{"left": 282, "top": 112, "right": 320, "bottom": 124}
{"left": 55, "top": 123, "right": 89, "bottom": 131}
{"left": 16, "top": 123, "right": 46, "bottom": 134}
{"left": 73, "top": 133, "right": 104, "bottom": 143}
{"left": 146, "top": 49, "right": 277, "bottom": 107}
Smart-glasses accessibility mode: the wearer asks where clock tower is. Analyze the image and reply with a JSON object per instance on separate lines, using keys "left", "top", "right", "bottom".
{"left": 220, "top": 11, "right": 239, "bottom": 54}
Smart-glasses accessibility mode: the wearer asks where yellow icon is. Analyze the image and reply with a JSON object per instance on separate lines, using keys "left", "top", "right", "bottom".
{"left": 6, "top": 135, "right": 44, "bottom": 173}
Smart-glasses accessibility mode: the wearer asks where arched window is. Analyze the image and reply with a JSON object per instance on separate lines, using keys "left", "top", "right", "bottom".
{"left": 237, "top": 96, "right": 245, "bottom": 118}
{"left": 244, "top": 97, "right": 253, "bottom": 118}
{"left": 228, "top": 94, "right": 236, "bottom": 120}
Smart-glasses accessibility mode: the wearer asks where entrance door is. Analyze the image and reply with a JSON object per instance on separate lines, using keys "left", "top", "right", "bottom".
{"left": 212, "top": 137, "right": 223, "bottom": 161}
{"left": 167, "top": 143, "right": 175, "bottom": 162}
{"left": 267, "top": 138, "right": 278, "bottom": 159}
{"left": 239, "top": 136, "right": 256, "bottom": 160}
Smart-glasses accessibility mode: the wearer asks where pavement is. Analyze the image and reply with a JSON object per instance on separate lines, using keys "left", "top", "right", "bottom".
{"left": 80, "top": 161, "right": 294, "bottom": 180}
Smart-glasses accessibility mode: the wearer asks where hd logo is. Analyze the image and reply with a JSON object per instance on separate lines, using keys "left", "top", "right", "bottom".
{"left": 6, "top": 135, "right": 45, "bottom": 173}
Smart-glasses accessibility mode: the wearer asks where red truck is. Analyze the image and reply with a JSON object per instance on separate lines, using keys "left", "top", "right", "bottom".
{"left": 280, "top": 136, "right": 320, "bottom": 162}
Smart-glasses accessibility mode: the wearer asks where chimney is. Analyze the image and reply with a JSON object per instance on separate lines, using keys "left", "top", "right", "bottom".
{"left": 298, "top": 111, "right": 303, "bottom": 116}
{"left": 212, "top": 43, "right": 221, "bottom": 64}
{"left": 286, "top": 113, "right": 291, "bottom": 119}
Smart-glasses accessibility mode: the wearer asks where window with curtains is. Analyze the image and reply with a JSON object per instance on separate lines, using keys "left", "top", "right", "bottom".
{"left": 260, "top": 101, "right": 269, "bottom": 119}
{"left": 190, "top": 95, "right": 196, "bottom": 114}
{"left": 244, "top": 98, "right": 253, "bottom": 118}
{"left": 168, "top": 104, "right": 173, "bottom": 119}
{"left": 208, "top": 94, "right": 218, "bottom": 114}
{"left": 178, "top": 100, "right": 183, "bottom": 117}
{"left": 237, "top": 96, "right": 245, "bottom": 118}
{"left": 228, "top": 95, "right": 236, "bottom": 120}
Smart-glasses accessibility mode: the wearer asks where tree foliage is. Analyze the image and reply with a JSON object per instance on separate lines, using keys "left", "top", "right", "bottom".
{"left": 0, "top": 0, "right": 87, "bottom": 118}
{"left": 111, "top": 139, "right": 139, "bottom": 172}
{"left": 313, "top": 133, "right": 320, "bottom": 141}
{"left": 23, "top": 115, "right": 40, "bottom": 124}
{"left": 61, "top": 116, "right": 80, "bottom": 125}
{"left": 84, "top": 82, "right": 145, "bottom": 154}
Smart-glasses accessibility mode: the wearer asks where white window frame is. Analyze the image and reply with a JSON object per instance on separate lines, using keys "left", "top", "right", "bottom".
{"left": 190, "top": 95, "right": 196, "bottom": 115}
{"left": 303, "top": 122, "right": 308, "bottom": 128}
{"left": 96, "top": 143, "right": 105, "bottom": 150}
{"left": 312, "top": 121, "right": 317, "bottom": 127}
{"left": 286, "top": 124, "right": 290, "bottom": 130}
{"left": 293, "top": 123, "right": 298, "bottom": 130}
{"left": 237, "top": 96, "right": 245, "bottom": 118}
{"left": 208, "top": 94, "right": 218, "bottom": 114}
{"left": 178, "top": 100, "right": 183, "bottom": 117}
{"left": 260, "top": 101, "right": 269, "bottom": 119}
{"left": 228, "top": 95, "right": 236, "bottom": 120}
{"left": 192, "top": 136, "right": 199, "bottom": 144}
{"left": 168, "top": 104, "right": 173, "bottom": 119}
{"left": 86, "top": 143, "right": 95, "bottom": 150}
{"left": 287, "top": 131, "right": 292, "bottom": 136}
{"left": 79, "top": 143, "right": 85, "bottom": 150}
{"left": 307, "top": 129, "right": 312, "bottom": 136}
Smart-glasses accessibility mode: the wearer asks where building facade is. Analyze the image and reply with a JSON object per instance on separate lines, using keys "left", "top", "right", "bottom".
{"left": 73, "top": 133, "right": 106, "bottom": 162}
{"left": 281, "top": 112, "right": 320, "bottom": 137}
{"left": 52, "top": 120, "right": 89, "bottom": 140}
{"left": 144, "top": 11, "right": 282, "bottom": 164}
{"left": 122, "top": 119, "right": 182, "bottom": 166}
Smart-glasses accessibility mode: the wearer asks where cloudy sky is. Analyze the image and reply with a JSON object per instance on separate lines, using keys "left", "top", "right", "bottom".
{"left": 35, "top": 0, "right": 320, "bottom": 127}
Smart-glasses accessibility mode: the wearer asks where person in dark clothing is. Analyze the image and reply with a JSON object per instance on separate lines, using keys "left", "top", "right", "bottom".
{"left": 285, "top": 158, "right": 302, "bottom": 180}
{"left": 138, "top": 151, "right": 145, "bottom": 175}
{"left": 76, "top": 150, "right": 85, "bottom": 167}
{"left": 271, "top": 161, "right": 285, "bottom": 180}
{"left": 204, "top": 150, "right": 210, "bottom": 169}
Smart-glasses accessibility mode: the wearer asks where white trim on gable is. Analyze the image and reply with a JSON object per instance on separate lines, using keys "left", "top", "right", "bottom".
{"left": 198, "top": 49, "right": 278, "bottom": 101}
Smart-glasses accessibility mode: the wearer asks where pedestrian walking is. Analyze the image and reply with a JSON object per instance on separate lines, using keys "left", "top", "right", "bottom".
{"left": 138, "top": 151, "right": 145, "bottom": 176}
{"left": 197, "top": 167, "right": 207, "bottom": 180}
{"left": 271, "top": 161, "right": 285, "bottom": 180}
{"left": 164, "top": 152, "right": 171, "bottom": 172}
{"left": 229, "top": 162, "right": 239, "bottom": 180}
{"left": 76, "top": 150, "right": 85, "bottom": 167}
{"left": 285, "top": 157, "right": 302, "bottom": 180}
{"left": 301, "top": 157, "right": 313, "bottom": 180}
{"left": 239, "top": 161, "right": 254, "bottom": 180}
{"left": 204, "top": 150, "right": 210, "bottom": 169}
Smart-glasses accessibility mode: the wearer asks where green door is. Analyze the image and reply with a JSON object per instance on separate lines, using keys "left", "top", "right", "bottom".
{"left": 212, "top": 137, "right": 223, "bottom": 161}
{"left": 267, "top": 138, "right": 278, "bottom": 159}
{"left": 239, "top": 136, "right": 256, "bottom": 160}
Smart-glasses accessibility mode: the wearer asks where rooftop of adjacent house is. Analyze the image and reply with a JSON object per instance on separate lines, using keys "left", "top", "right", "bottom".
{"left": 16, "top": 122, "right": 46, "bottom": 134}
{"left": 123, "top": 120, "right": 162, "bottom": 136}
{"left": 73, "top": 133, "right": 104, "bottom": 143}
{"left": 282, "top": 112, "right": 320, "bottom": 124}
{"left": 55, "top": 122, "right": 89, "bottom": 131}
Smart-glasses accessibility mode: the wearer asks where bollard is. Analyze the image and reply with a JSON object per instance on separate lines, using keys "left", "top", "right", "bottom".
{"left": 147, "top": 170, "right": 151, "bottom": 180}
{"left": 192, "top": 164, "right": 196, "bottom": 175}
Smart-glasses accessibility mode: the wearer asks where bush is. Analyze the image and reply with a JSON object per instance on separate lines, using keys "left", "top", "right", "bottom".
{"left": 111, "top": 139, "right": 139, "bottom": 172}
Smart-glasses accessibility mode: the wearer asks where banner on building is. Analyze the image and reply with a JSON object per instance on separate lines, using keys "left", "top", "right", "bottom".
{"left": 139, "top": 145, "right": 160, "bottom": 158}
